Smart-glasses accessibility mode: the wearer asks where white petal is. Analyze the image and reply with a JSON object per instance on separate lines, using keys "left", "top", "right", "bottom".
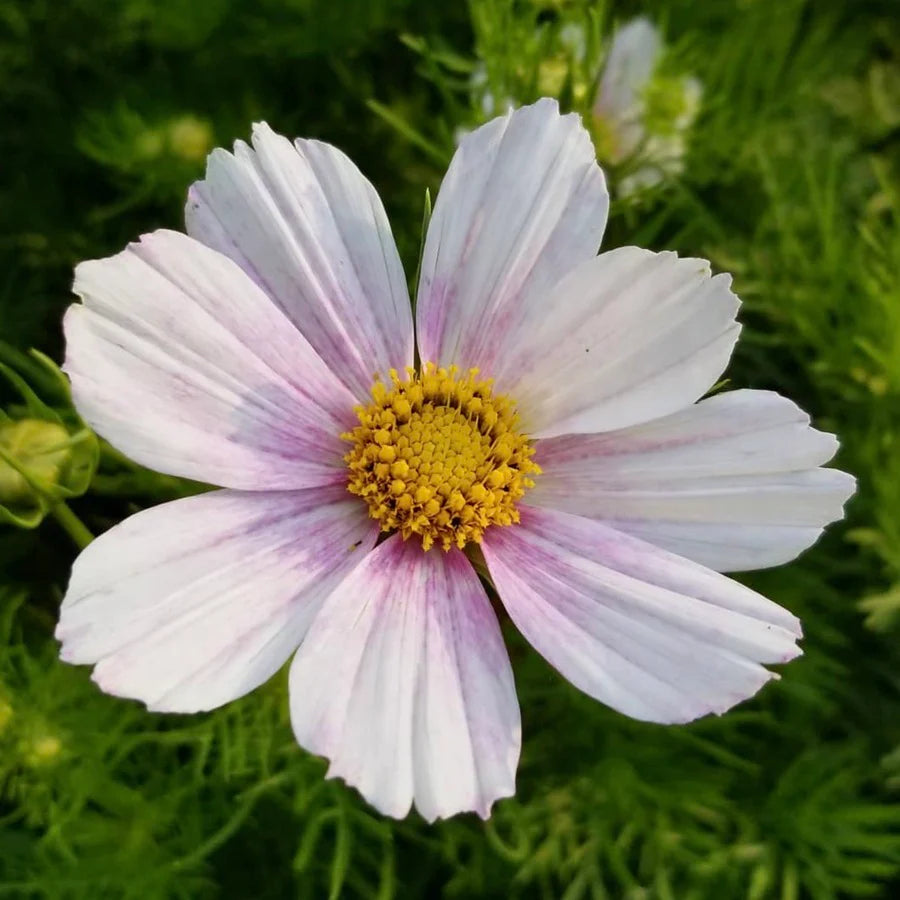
{"left": 482, "top": 506, "right": 801, "bottom": 724}
{"left": 186, "top": 123, "right": 413, "bottom": 400}
{"left": 289, "top": 535, "right": 520, "bottom": 821}
{"left": 499, "top": 247, "right": 740, "bottom": 437}
{"left": 595, "top": 17, "right": 662, "bottom": 159}
{"left": 56, "top": 485, "right": 378, "bottom": 713}
{"left": 530, "top": 390, "right": 856, "bottom": 570}
{"left": 416, "top": 98, "right": 609, "bottom": 374}
{"left": 67, "top": 230, "right": 357, "bottom": 490}
{"left": 598, "top": 18, "right": 662, "bottom": 116}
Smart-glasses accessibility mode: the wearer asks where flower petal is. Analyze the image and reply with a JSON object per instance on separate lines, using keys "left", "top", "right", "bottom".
{"left": 594, "top": 17, "right": 662, "bottom": 160}
{"left": 186, "top": 123, "right": 413, "bottom": 400}
{"left": 530, "top": 390, "right": 856, "bottom": 571}
{"left": 416, "top": 98, "right": 609, "bottom": 374}
{"left": 67, "top": 229, "right": 357, "bottom": 490}
{"left": 56, "top": 485, "right": 377, "bottom": 713}
{"left": 498, "top": 246, "right": 741, "bottom": 437}
{"left": 482, "top": 505, "right": 801, "bottom": 724}
{"left": 289, "top": 535, "right": 520, "bottom": 821}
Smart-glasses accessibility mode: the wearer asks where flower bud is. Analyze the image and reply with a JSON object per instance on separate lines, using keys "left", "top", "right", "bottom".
{"left": 0, "top": 418, "right": 70, "bottom": 505}
{"left": 167, "top": 115, "right": 214, "bottom": 162}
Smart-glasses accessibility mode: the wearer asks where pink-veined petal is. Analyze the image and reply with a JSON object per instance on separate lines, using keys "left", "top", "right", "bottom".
{"left": 66, "top": 229, "right": 357, "bottom": 490}
{"left": 186, "top": 123, "right": 413, "bottom": 401}
{"left": 56, "top": 485, "right": 378, "bottom": 713}
{"left": 416, "top": 98, "right": 609, "bottom": 374}
{"left": 531, "top": 390, "right": 856, "bottom": 571}
{"left": 498, "top": 246, "right": 741, "bottom": 437}
{"left": 289, "top": 535, "right": 520, "bottom": 822}
{"left": 482, "top": 505, "right": 801, "bottom": 725}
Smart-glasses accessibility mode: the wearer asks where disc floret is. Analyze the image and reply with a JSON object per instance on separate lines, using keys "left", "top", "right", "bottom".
{"left": 344, "top": 364, "right": 540, "bottom": 550}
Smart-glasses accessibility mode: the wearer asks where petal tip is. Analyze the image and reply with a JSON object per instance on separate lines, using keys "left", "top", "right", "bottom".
{"left": 836, "top": 469, "right": 858, "bottom": 505}
{"left": 250, "top": 120, "right": 278, "bottom": 143}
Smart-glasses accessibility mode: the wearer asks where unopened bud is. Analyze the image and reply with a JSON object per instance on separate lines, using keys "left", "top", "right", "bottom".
{"left": 23, "top": 733, "right": 62, "bottom": 768}
{"left": 0, "top": 419, "right": 70, "bottom": 505}
{"left": 167, "top": 115, "right": 214, "bottom": 162}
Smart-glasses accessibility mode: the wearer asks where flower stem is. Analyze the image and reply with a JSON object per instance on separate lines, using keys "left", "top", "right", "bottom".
{"left": 51, "top": 501, "right": 94, "bottom": 549}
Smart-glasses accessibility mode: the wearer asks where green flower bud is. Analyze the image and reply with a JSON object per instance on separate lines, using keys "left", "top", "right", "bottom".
{"left": 23, "top": 733, "right": 63, "bottom": 768}
{"left": 167, "top": 115, "right": 214, "bottom": 162}
{"left": 0, "top": 418, "right": 70, "bottom": 505}
{"left": 0, "top": 351, "right": 99, "bottom": 528}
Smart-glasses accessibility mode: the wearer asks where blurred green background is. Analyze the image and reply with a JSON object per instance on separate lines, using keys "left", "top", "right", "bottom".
{"left": 3, "top": 0, "right": 900, "bottom": 896}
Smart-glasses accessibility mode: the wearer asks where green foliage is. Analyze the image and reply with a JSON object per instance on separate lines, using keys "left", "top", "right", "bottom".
{"left": 2, "top": 0, "right": 900, "bottom": 897}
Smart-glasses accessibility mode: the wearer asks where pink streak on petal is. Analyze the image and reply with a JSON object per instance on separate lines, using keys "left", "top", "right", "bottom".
{"left": 416, "top": 99, "right": 609, "bottom": 375}
{"left": 289, "top": 535, "right": 520, "bottom": 821}
{"left": 186, "top": 124, "right": 413, "bottom": 402}
{"left": 482, "top": 505, "right": 801, "bottom": 725}
{"left": 530, "top": 390, "right": 855, "bottom": 571}
{"left": 56, "top": 484, "right": 378, "bottom": 713}
{"left": 66, "top": 230, "right": 357, "bottom": 490}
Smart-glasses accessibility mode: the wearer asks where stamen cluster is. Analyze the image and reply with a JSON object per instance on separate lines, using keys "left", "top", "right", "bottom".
{"left": 344, "top": 364, "right": 540, "bottom": 550}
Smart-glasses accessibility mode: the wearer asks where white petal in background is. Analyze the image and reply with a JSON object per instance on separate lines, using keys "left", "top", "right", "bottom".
{"left": 482, "top": 505, "right": 802, "bottom": 725}
{"left": 67, "top": 230, "right": 358, "bottom": 490}
{"left": 56, "top": 485, "right": 378, "bottom": 713}
{"left": 594, "top": 17, "right": 662, "bottom": 161}
{"left": 289, "top": 535, "right": 520, "bottom": 822}
{"left": 416, "top": 98, "right": 609, "bottom": 375}
{"left": 186, "top": 124, "right": 413, "bottom": 401}
{"left": 500, "top": 247, "right": 740, "bottom": 437}
{"left": 531, "top": 390, "right": 856, "bottom": 571}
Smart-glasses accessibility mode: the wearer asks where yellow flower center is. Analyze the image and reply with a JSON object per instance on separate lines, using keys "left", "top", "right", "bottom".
{"left": 344, "top": 364, "right": 540, "bottom": 551}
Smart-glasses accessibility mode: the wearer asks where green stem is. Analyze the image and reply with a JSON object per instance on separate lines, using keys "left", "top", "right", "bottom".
{"left": 167, "top": 771, "right": 293, "bottom": 872}
{"left": 51, "top": 501, "right": 94, "bottom": 549}
{"left": 91, "top": 471, "right": 209, "bottom": 499}
{"left": 99, "top": 439, "right": 139, "bottom": 469}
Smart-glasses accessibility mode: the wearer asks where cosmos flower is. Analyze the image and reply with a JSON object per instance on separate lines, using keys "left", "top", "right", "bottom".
{"left": 56, "top": 99, "right": 854, "bottom": 822}
{"left": 594, "top": 17, "right": 702, "bottom": 194}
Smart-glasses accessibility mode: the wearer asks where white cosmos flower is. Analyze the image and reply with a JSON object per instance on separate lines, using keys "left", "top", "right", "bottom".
{"left": 595, "top": 17, "right": 702, "bottom": 194}
{"left": 56, "top": 99, "right": 854, "bottom": 822}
